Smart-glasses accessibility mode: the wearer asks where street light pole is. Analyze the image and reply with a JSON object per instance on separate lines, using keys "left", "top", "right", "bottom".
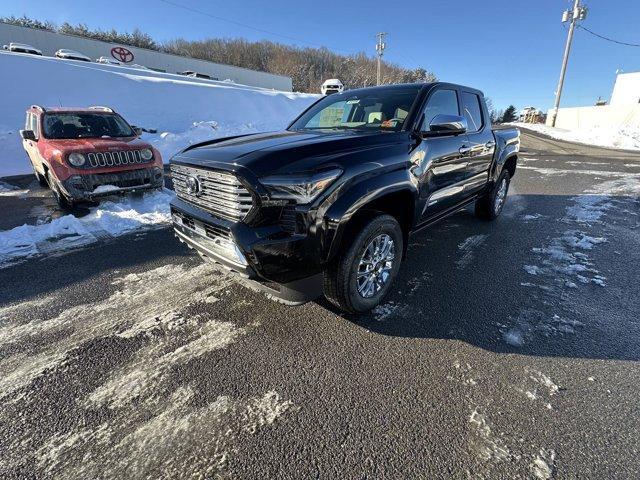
{"left": 551, "top": 0, "right": 587, "bottom": 126}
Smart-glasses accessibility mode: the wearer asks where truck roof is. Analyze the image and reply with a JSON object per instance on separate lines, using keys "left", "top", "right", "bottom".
{"left": 340, "top": 82, "right": 485, "bottom": 97}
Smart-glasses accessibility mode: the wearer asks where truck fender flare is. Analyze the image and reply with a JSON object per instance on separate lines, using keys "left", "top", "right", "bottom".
{"left": 490, "top": 138, "right": 519, "bottom": 183}
{"left": 320, "top": 170, "right": 417, "bottom": 262}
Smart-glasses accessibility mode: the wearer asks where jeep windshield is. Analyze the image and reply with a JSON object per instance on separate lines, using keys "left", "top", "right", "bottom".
{"left": 42, "top": 112, "right": 135, "bottom": 139}
{"left": 289, "top": 86, "right": 422, "bottom": 133}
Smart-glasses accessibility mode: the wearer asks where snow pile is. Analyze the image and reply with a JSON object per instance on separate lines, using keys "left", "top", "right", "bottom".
{"left": 514, "top": 122, "right": 640, "bottom": 150}
{"left": 0, "top": 52, "right": 317, "bottom": 176}
{"left": 0, "top": 180, "right": 20, "bottom": 194}
{"left": 0, "top": 190, "right": 173, "bottom": 267}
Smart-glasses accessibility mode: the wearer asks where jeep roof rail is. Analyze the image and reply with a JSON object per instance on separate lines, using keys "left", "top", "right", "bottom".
{"left": 88, "top": 106, "right": 114, "bottom": 112}
{"left": 30, "top": 105, "right": 46, "bottom": 112}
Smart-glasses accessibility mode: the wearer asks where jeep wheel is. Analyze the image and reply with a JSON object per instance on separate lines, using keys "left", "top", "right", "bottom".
{"left": 47, "top": 171, "right": 73, "bottom": 210}
{"left": 475, "top": 169, "right": 511, "bottom": 220}
{"left": 324, "top": 214, "right": 402, "bottom": 313}
{"left": 33, "top": 167, "right": 48, "bottom": 188}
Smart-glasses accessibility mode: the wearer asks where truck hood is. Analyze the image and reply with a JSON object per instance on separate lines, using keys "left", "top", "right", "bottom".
{"left": 45, "top": 136, "right": 151, "bottom": 154}
{"left": 173, "top": 130, "right": 408, "bottom": 177}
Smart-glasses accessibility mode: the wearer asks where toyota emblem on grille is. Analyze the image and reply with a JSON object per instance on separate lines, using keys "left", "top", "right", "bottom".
{"left": 185, "top": 175, "right": 202, "bottom": 196}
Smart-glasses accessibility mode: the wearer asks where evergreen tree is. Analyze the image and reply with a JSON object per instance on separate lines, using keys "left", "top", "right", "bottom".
{"left": 501, "top": 105, "right": 517, "bottom": 123}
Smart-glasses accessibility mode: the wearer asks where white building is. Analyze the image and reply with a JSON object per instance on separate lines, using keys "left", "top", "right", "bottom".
{"left": 610, "top": 71, "right": 640, "bottom": 106}
{"left": 548, "top": 70, "right": 640, "bottom": 130}
{"left": 0, "top": 22, "right": 292, "bottom": 91}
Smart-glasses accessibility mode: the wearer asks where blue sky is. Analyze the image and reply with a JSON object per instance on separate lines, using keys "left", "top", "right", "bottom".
{"left": 2, "top": 0, "right": 639, "bottom": 110}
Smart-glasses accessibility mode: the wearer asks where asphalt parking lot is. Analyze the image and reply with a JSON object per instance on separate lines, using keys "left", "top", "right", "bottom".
{"left": 1, "top": 131, "right": 639, "bottom": 479}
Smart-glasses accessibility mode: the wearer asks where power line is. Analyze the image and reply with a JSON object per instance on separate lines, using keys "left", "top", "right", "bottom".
{"left": 157, "top": 0, "right": 348, "bottom": 53}
{"left": 577, "top": 24, "right": 640, "bottom": 47}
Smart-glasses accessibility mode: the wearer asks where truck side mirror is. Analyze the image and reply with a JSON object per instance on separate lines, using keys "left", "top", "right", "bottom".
{"left": 20, "top": 129, "right": 37, "bottom": 141}
{"left": 426, "top": 114, "right": 468, "bottom": 136}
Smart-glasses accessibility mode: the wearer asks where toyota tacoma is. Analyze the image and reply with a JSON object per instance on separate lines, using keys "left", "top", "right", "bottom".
{"left": 169, "top": 82, "right": 519, "bottom": 313}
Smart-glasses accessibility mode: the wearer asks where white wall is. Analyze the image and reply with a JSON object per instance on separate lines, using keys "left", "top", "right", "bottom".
{"left": 610, "top": 72, "right": 640, "bottom": 106}
{"left": 547, "top": 104, "right": 640, "bottom": 130}
{"left": 0, "top": 22, "right": 292, "bottom": 91}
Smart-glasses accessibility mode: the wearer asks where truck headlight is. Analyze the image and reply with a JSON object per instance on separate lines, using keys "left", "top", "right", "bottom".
{"left": 261, "top": 168, "right": 342, "bottom": 204}
{"left": 140, "top": 148, "right": 153, "bottom": 161}
{"left": 68, "top": 153, "right": 86, "bottom": 167}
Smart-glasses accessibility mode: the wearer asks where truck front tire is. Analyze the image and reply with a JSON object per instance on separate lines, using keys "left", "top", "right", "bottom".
{"left": 324, "top": 214, "right": 403, "bottom": 314}
{"left": 475, "top": 169, "right": 511, "bottom": 220}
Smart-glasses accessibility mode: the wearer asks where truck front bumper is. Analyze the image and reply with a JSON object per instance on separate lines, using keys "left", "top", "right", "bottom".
{"left": 170, "top": 197, "right": 324, "bottom": 305}
{"left": 60, "top": 167, "right": 164, "bottom": 201}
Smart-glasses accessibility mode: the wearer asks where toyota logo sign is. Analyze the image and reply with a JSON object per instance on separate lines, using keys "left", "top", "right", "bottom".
{"left": 111, "top": 46, "right": 134, "bottom": 63}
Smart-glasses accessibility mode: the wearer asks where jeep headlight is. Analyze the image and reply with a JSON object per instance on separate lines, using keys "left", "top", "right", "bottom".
{"left": 140, "top": 148, "right": 153, "bottom": 161}
{"left": 261, "top": 168, "right": 342, "bottom": 204}
{"left": 68, "top": 153, "right": 86, "bottom": 167}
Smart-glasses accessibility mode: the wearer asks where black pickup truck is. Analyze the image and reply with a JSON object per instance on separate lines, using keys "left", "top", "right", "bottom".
{"left": 170, "top": 82, "right": 519, "bottom": 313}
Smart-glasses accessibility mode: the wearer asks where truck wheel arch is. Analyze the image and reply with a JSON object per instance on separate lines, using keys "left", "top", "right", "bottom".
{"left": 324, "top": 188, "right": 416, "bottom": 263}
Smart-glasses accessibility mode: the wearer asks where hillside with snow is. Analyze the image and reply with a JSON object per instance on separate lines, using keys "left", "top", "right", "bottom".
{"left": 0, "top": 51, "right": 317, "bottom": 176}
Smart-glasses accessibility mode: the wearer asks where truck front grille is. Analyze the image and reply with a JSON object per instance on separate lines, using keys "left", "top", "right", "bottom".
{"left": 171, "top": 164, "right": 253, "bottom": 222}
{"left": 87, "top": 150, "right": 149, "bottom": 168}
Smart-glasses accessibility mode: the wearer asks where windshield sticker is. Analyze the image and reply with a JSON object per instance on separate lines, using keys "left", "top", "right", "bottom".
{"left": 346, "top": 99, "right": 360, "bottom": 104}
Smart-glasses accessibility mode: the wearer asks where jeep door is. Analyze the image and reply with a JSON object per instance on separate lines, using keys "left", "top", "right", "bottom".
{"left": 23, "top": 113, "right": 43, "bottom": 174}
{"left": 411, "top": 87, "right": 470, "bottom": 220}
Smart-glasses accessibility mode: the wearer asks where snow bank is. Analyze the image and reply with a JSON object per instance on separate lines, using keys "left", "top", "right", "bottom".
{"left": 0, "top": 52, "right": 318, "bottom": 176}
{"left": 0, "top": 190, "right": 173, "bottom": 267}
{"left": 513, "top": 122, "right": 640, "bottom": 150}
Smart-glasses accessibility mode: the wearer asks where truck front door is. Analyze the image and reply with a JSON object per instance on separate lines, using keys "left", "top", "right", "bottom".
{"left": 411, "top": 87, "right": 471, "bottom": 220}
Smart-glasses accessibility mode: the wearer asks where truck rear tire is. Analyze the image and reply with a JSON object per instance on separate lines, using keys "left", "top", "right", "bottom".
{"left": 475, "top": 169, "right": 510, "bottom": 221}
{"left": 323, "top": 214, "right": 402, "bottom": 314}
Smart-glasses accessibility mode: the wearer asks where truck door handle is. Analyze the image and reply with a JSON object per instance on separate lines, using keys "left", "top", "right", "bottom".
{"left": 459, "top": 146, "right": 472, "bottom": 156}
{"left": 485, "top": 141, "right": 496, "bottom": 149}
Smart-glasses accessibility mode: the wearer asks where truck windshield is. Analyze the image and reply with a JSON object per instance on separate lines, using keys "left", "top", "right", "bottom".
{"left": 290, "top": 86, "right": 422, "bottom": 133}
{"left": 42, "top": 113, "right": 134, "bottom": 139}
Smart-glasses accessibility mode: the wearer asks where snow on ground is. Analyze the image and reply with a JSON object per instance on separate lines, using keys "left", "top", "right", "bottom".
{"left": 0, "top": 180, "right": 18, "bottom": 193}
{"left": 513, "top": 122, "right": 640, "bottom": 150}
{"left": 0, "top": 190, "right": 173, "bottom": 267}
{"left": 0, "top": 51, "right": 317, "bottom": 176}
{"left": 503, "top": 175, "right": 640, "bottom": 347}
{"left": 0, "top": 262, "right": 294, "bottom": 477}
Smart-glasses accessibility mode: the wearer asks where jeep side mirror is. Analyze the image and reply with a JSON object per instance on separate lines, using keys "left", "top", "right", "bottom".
{"left": 132, "top": 126, "right": 143, "bottom": 136}
{"left": 20, "top": 129, "right": 37, "bottom": 141}
{"left": 426, "top": 114, "right": 468, "bottom": 136}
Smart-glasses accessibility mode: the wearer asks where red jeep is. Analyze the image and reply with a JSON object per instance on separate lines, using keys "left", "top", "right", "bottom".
{"left": 20, "top": 105, "right": 163, "bottom": 208}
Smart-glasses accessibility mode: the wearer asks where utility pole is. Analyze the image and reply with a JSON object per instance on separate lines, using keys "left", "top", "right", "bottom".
{"left": 375, "top": 32, "right": 387, "bottom": 86}
{"left": 550, "top": 0, "right": 588, "bottom": 126}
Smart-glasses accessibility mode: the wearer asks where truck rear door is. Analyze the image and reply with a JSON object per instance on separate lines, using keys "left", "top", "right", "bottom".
{"left": 460, "top": 91, "right": 495, "bottom": 194}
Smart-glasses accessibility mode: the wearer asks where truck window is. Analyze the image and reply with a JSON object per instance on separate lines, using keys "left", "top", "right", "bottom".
{"left": 422, "top": 89, "right": 459, "bottom": 128}
{"left": 290, "top": 86, "right": 422, "bottom": 132}
{"left": 462, "top": 92, "right": 484, "bottom": 132}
